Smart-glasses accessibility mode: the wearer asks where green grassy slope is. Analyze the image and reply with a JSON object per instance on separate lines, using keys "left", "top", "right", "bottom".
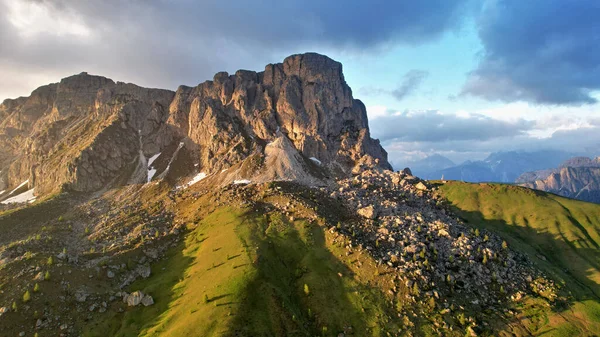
{"left": 84, "top": 205, "right": 400, "bottom": 337}
{"left": 439, "top": 181, "right": 600, "bottom": 335}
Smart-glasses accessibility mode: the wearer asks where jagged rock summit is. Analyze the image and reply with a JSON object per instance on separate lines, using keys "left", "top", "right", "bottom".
{"left": 0, "top": 53, "right": 390, "bottom": 202}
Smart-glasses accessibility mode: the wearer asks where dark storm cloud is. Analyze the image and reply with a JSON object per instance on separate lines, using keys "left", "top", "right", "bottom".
{"left": 369, "top": 110, "right": 534, "bottom": 143}
{"left": 0, "top": 0, "right": 473, "bottom": 99}
{"left": 461, "top": 0, "right": 600, "bottom": 105}
{"left": 39, "top": 0, "right": 472, "bottom": 48}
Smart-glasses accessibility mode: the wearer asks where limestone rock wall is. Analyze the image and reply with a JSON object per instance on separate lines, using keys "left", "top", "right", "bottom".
{"left": 0, "top": 53, "right": 390, "bottom": 197}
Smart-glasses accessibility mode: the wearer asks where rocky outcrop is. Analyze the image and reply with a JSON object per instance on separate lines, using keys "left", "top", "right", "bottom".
{"left": 0, "top": 72, "right": 175, "bottom": 195}
{"left": 522, "top": 167, "right": 600, "bottom": 203}
{"left": 0, "top": 53, "right": 390, "bottom": 200}
{"left": 519, "top": 157, "right": 600, "bottom": 203}
{"left": 329, "top": 169, "right": 557, "bottom": 312}
{"left": 167, "top": 53, "right": 390, "bottom": 177}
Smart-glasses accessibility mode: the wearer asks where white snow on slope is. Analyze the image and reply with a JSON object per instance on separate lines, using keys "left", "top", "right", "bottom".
{"left": 1, "top": 188, "right": 35, "bottom": 204}
{"left": 147, "top": 168, "right": 157, "bottom": 183}
{"left": 177, "top": 172, "right": 207, "bottom": 189}
{"left": 0, "top": 190, "right": 4, "bottom": 195}
{"left": 8, "top": 180, "right": 29, "bottom": 195}
{"left": 309, "top": 157, "right": 322, "bottom": 165}
{"left": 233, "top": 179, "right": 251, "bottom": 185}
{"left": 146, "top": 152, "right": 161, "bottom": 183}
{"left": 187, "top": 172, "right": 207, "bottom": 186}
{"left": 148, "top": 153, "right": 161, "bottom": 167}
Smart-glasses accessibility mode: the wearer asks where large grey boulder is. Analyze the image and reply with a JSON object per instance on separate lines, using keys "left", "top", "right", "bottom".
{"left": 141, "top": 294, "right": 154, "bottom": 306}
{"left": 126, "top": 291, "right": 144, "bottom": 306}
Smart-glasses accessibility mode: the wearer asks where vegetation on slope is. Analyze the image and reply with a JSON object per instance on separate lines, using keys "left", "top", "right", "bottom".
{"left": 4, "top": 178, "right": 600, "bottom": 336}
{"left": 439, "top": 181, "right": 600, "bottom": 336}
{"left": 84, "top": 200, "right": 400, "bottom": 336}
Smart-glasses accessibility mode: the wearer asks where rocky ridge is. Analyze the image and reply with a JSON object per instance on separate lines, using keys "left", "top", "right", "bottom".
{"left": 0, "top": 165, "right": 567, "bottom": 336}
{"left": 197, "top": 169, "right": 562, "bottom": 334}
{"left": 328, "top": 169, "right": 558, "bottom": 311}
{"left": 0, "top": 53, "right": 390, "bottom": 203}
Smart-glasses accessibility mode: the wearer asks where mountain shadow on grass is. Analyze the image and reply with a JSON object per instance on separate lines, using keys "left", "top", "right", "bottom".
{"left": 440, "top": 181, "right": 600, "bottom": 335}
{"left": 224, "top": 207, "right": 394, "bottom": 337}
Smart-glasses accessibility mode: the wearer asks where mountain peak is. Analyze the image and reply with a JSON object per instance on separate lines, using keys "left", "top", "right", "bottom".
{"left": 0, "top": 53, "right": 390, "bottom": 199}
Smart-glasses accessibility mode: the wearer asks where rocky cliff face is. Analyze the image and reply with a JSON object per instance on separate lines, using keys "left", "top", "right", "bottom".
{"left": 0, "top": 72, "right": 175, "bottom": 196}
{"left": 167, "top": 53, "right": 389, "bottom": 177}
{"left": 522, "top": 167, "right": 600, "bottom": 203}
{"left": 519, "top": 157, "right": 600, "bottom": 203}
{"left": 0, "top": 53, "right": 390, "bottom": 200}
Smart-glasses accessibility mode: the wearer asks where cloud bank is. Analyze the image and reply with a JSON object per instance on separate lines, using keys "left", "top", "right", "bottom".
{"left": 462, "top": 0, "right": 600, "bottom": 105}
{"left": 0, "top": 0, "right": 472, "bottom": 99}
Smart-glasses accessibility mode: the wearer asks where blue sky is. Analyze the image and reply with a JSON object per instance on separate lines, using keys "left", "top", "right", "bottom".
{"left": 1, "top": 0, "right": 599, "bottom": 167}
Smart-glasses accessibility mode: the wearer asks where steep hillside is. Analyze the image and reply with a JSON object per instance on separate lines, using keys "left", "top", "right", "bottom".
{"left": 82, "top": 194, "right": 402, "bottom": 337}
{"left": 439, "top": 181, "right": 600, "bottom": 335}
{"left": 2, "top": 168, "right": 595, "bottom": 336}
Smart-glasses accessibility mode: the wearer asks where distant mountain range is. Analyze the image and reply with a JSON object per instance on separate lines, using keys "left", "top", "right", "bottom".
{"left": 407, "top": 150, "right": 575, "bottom": 182}
{"left": 518, "top": 157, "right": 600, "bottom": 203}
{"left": 407, "top": 152, "right": 600, "bottom": 204}
{"left": 403, "top": 154, "right": 455, "bottom": 178}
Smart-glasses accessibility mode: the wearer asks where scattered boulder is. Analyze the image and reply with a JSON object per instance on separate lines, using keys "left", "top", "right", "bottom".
{"left": 141, "top": 294, "right": 154, "bottom": 306}
{"left": 125, "top": 291, "right": 154, "bottom": 307}
{"left": 126, "top": 291, "right": 144, "bottom": 306}
{"left": 415, "top": 182, "right": 428, "bottom": 191}
{"left": 135, "top": 264, "right": 151, "bottom": 278}
{"left": 357, "top": 205, "right": 377, "bottom": 219}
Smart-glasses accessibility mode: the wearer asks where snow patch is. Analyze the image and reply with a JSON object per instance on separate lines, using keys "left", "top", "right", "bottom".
{"left": 177, "top": 172, "right": 207, "bottom": 189}
{"left": 188, "top": 172, "right": 207, "bottom": 186}
{"left": 147, "top": 168, "right": 157, "bottom": 183}
{"left": 1, "top": 188, "right": 35, "bottom": 204}
{"left": 148, "top": 153, "right": 161, "bottom": 167}
{"left": 233, "top": 179, "right": 251, "bottom": 185}
{"left": 9, "top": 180, "right": 29, "bottom": 195}
{"left": 146, "top": 152, "right": 161, "bottom": 183}
{"left": 309, "top": 157, "right": 322, "bottom": 165}
{"left": 0, "top": 190, "right": 4, "bottom": 195}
